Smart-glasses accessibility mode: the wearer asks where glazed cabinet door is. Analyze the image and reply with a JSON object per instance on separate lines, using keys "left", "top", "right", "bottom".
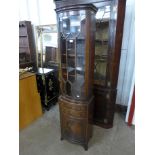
{"left": 58, "top": 10, "right": 87, "bottom": 100}
{"left": 94, "top": 5, "right": 111, "bottom": 87}
{"left": 93, "top": 0, "right": 126, "bottom": 128}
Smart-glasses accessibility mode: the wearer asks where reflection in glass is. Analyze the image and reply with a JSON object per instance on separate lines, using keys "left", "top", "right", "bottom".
{"left": 59, "top": 11, "right": 86, "bottom": 99}
{"left": 35, "top": 24, "right": 58, "bottom": 68}
{"left": 94, "top": 6, "right": 111, "bottom": 86}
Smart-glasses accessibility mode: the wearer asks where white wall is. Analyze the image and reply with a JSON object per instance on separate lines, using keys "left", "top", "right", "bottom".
{"left": 19, "top": 0, "right": 58, "bottom": 48}
{"left": 116, "top": 0, "right": 135, "bottom": 106}
{"left": 19, "top": 0, "right": 57, "bottom": 25}
{"left": 125, "top": 67, "right": 135, "bottom": 124}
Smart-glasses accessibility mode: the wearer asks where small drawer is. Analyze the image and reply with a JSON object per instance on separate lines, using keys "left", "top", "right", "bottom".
{"left": 62, "top": 107, "right": 86, "bottom": 118}
{"left": 61, "top": 101, "right": 87, "bottom": 111}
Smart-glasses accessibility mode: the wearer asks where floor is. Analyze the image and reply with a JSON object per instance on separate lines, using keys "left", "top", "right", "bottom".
{"left": 19, "top": 104, "right": 135, "bottom": 155}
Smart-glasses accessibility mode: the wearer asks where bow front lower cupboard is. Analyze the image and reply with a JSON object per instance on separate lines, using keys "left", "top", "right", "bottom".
{"left": 55, "top": 0, "right": 126, "bottom": 150}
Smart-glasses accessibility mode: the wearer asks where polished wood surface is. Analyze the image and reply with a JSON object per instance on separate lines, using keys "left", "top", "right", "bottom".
{"left": 59, "top": 96, "right": 94, "bottom": 150}
{"left": 19, "top": 72, "right": 42, "bottom": 130}
{"left": 93, "top": 85, "right": 116, "bottom": 128}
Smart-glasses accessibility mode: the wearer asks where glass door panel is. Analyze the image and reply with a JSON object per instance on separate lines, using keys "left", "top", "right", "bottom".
{"left": 72, "top": 32, "right": 85, "bottom": 99}
{"left": 94, "top": 5, "right": 111, "bottom": 86}
{"left": 59, "top": 11, "right": 86, "bottom": 99}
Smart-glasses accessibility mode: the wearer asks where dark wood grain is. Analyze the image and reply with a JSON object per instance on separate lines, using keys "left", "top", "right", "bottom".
{"left": 59, "top": 95, "right": 94, "bottom": 150}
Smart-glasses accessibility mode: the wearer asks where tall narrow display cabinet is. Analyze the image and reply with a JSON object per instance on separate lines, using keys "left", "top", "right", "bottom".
{"left": 93, "top": 0, "right": 126, "bottom": 128}
{"left": 55, "top": 3, "right": 97, "bottom": 150}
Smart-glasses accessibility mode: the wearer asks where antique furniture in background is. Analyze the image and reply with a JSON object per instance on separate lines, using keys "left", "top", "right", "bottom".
{"left": 35, "top": 24, "right": 58, "bottom": 68}
{"left": 55, "top": 3, "right": 97, "bottom": 150}
{"left": 44, "top": 46, "right": 59, "bottom": 70}
{"left": 19, "top": 72, "right": 42, "bottom": 130}
{"left": 36, "top": 68, "right": 59, "bottom": 111}
{"left": 35, "top": 25, "right": 59, "bottom": 110}
{"left": 19, "top": 21, "right": 36, "bottom": 68}
{"left": 45, "top": 46, "right": 57, "bottom": 64}
{"left": 93, "top": 0, "right": 126, "bottom": 128}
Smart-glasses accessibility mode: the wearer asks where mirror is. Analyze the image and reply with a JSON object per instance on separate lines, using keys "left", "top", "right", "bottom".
{"left": 35, "top": 24, "right": 58, "bottom": 69}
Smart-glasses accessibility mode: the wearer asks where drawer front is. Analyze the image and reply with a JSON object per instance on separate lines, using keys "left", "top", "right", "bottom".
{"left": 61, "top": 101, "right": 87, "bottom": 111}
{"left": 61, "top": 106, "right": 86, "bottom": 118}
{"left": 19, "top": 37, "right": 29, "bottom": 47}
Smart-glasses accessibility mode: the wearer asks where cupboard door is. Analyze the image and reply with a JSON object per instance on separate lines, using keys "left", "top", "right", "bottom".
{"left": 62, "top": 114, "right": 86, "bottom": 143}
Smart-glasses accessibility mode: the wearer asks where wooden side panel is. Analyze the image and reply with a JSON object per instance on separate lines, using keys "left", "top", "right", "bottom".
{"left": 19, "top": 74, "right": 42, "bottom": 130}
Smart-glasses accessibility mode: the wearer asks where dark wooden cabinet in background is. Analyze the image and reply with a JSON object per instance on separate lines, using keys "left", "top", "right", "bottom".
{"left": 93, "top": 0, "right": 126, "bottom": 128}
{"left": 19, "top": 21, "right": 36, "bottom": 68}
{"left": 55, "top": 3, "right": 97, "bottom": 150}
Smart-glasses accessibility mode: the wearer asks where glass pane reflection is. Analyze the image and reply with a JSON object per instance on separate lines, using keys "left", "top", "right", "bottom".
{"left": 94, "top": 6, "right": 111, "bottom": 86}
{"left": 59, "top": 10, "right": 86, "bottom": 99}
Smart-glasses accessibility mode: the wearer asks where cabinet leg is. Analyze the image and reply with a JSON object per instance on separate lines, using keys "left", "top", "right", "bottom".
{"left": 60, "top": 137, "right": 63, "bottom": 141}
{"left": 84, "top": 144, "right": 88, "bottom": 151}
